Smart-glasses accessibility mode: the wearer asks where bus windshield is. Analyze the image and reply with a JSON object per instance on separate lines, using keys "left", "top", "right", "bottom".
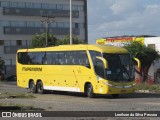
{"left": 103, "top": 53, "right": 135, "bottom": 82}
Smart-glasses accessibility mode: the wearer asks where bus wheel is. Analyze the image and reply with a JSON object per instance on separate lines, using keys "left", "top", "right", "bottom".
{"left": 112, "top": 94, "right": 119, "bottom": 98}
{"left": 29, "top": 81, "right": 36, "bottom": 93}
{"left": 37, "top": 81, "right": 44, "bottom": 94}
{"left": 86, "top": 84, "right": 94, "bottom": 98}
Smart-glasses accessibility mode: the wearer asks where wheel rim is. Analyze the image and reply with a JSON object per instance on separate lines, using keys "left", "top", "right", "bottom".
{"left": 87, "top": 85, "right": 92, "bottom": 97}
{"left": 29, "top": 81, "right": 35, "bottom": 92}
{"left": 37, "top": 82, "right": 43, "bottom": 93}
{"left": 88, "top": 88, "right": 91, "bottom": 96}
{"left": 38, "top": 83, "right": 41, "bottom": 92}
{"left": 39, "top": 84, "right": 42, "bottom": 91}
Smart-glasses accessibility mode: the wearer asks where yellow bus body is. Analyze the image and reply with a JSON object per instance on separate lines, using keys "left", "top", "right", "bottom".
{"left": 16, "top": 44, "right": 135, "bottom": 95}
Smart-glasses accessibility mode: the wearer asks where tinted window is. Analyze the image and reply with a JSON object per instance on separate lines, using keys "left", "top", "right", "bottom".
{"left": 18, "top": 52, "right": 28, "bottom": 64}
{"left": 46, "top": 52, "right": 56, "bottom": 64}
{"left": 89, "top": 51, "right": 102, "bottom": 65}
{"left": 18, "top": 52, "right": 45, "bottom": 65}
{"left": 65, "top": 51, "right": 77, "bottom": 65}
{"left": 77, "top": 51, "right": 90, "bottom": 67}
{"left": 18, "top": 51, "right": 90, "bottom": 67}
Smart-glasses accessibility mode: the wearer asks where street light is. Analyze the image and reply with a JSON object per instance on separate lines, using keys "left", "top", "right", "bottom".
{"left": 70, "top": 0, "right": 73, "bottom": 45}
{"left": 41, "top": 15, "right": 55, "bottom": 47}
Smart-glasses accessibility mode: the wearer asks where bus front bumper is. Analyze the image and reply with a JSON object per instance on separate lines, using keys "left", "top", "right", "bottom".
{"left": 96, "top": 81, "right": 136, "bottom": 95}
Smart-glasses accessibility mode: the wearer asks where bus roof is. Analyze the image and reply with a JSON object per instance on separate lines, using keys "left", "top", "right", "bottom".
{"left": 17, "top": 44, "right": 128, "bottom": 54}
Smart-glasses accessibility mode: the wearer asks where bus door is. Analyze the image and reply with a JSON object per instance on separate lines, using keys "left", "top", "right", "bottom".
{"left": 73, "top": 51, "right": 92, "bottom": 91}
{"left": 59, "top": 51, "right": 79, "bottom": 90}
{"left": 44, "top": 52, "right": 63, "bottom": 87}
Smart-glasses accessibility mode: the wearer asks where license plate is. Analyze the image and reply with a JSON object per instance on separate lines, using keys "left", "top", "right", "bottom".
{"left": 121, "top": 90, "right": 126, "bottom": 92}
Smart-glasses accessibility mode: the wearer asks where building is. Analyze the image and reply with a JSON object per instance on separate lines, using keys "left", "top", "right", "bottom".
{"left": 96, "top": 36, "right": 160, "bottom": 83}
{"left": 0, "top": 0, "right": 88, "bottom": 77}
{"left": 144, "top": 37, "right": 160, "bottom": 83}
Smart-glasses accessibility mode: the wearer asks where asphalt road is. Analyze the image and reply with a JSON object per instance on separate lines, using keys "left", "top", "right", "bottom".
{"left": 0, "top": 81, "right": 160, "bottom": 119}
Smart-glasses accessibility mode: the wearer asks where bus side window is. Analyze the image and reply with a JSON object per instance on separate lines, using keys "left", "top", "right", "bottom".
{"left": 57, "top": 52, "right": 63, "bottom": 65}
{"left": 76, "top": 51, "right": 90, "bottom": 68}
{"left": 18, "top": 52, "right": 29, "bottom": 64}
{"left": 89, "top": 50, "right": 102, "bottom": 73}
{"left": 46, "top": 52, "right": 52, "bottom": 64}
{"left": 61, "top": 52, "right": 64, "bottom": 63}
{"left": 27, "top": 52, "right": 44, "bottom": 64}
{"left": 42, "top": 52, "right": 47, "bottom": 64}
{"left": 71, "top": 51, "right": 77, "bottom": 65}
{"left": 65, "top": 52, "right": 72, "bottom": 64}
{"left": 27, "top": 53, "right": 34, "bottom": 64}
{"left": 52, "top": 52, "right": 56, "bottom": 64}
{"left": 89, "top": 51, "right": 102, "bottom": 65}
{"left": 46, "top": 52, "right": 56, "bottom": 64}
{"left": 35, "top": 52, "right": 45, "bottom": 64}
{"left": 89, "top": 50, "right": 102, "bottom": 64}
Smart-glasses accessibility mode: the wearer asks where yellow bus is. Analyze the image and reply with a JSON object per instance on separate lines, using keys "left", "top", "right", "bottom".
{"left": 17, "top": 44, "right": 136, "bottom": 98}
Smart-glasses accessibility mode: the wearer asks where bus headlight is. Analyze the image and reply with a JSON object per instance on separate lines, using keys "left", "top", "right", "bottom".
{"left": 102, "top": 81, "right": 115, "bottom": 87}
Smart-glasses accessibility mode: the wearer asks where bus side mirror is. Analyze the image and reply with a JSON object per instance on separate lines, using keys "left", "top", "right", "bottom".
{"left": 94, "top": 57, "right": 108, "bottom": 79}
{"left": 134, "top": 58, "right": 141, "bottom": 70}
{"left": 96, "top": 57, "right": 108, "bottom": 69}
{"left": 133, "top": 58, "right": 141, "bottom": 74}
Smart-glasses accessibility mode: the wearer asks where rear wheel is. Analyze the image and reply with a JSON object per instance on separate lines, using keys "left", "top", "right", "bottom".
{"left": 37, "top": 81, "right": 44, "bottom": 94}
{"left": 86, "top": 84, "right": 94, "bottom": 98}
{"left": 29, "top": 81, "right": 36, "bottom": 93}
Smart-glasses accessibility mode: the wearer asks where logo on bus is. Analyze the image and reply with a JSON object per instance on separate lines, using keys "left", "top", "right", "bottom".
{"left": 22, "top": 67, "right": 42, "bottom": 72}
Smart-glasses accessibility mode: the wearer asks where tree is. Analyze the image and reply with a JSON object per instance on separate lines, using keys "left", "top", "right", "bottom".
{"left": 57, "top": 35, "right": 84, "bottom": 45}
{"left": 124, "top": 41, "right": 160, "bottom": 82}
{"left": 31, "top": 33, "right": 84, "bottom": 48}
{"left": 31, "top": 33, "right": 58, "bottom": 48}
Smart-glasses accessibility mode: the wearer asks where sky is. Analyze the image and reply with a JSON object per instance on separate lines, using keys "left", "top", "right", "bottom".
{"left": 87, "top": 0, "right": 160, "bottom": 43}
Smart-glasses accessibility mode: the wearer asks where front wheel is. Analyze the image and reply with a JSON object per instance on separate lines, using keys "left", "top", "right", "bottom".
{"left": 86, "top": 84, "right": 94, "bottom": 98}
{"left": 37, "top": 81, "right": 44, "bottom": 94}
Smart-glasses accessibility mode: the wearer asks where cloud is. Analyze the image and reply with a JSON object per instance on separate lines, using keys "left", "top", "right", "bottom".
{"left": 145, "top": 4, "right": 160, "bottom": 14}
{"left": 110, "top": 0, "right": 143, "bottom": 15}
{"left": 88, "top": 0, "right": 114, "bottom": 24}
{"left": 88, "top": 0, "right": 160, "bottom": 43}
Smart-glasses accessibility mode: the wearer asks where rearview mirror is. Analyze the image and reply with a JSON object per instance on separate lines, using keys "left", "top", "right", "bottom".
{"left": 96, "top": 57, "right": 108, "bottom": 69}
{"left": 134, "top": 58, "right": 141, "bottom": 70}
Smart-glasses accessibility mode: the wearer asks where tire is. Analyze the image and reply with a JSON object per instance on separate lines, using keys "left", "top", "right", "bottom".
{"left": 112, "top": 94, "right": 119, "bottom": 98}
{"left": 86, "top": 84, "right": 94, "bottom": 98}
{"left": 29, "top": 81, "right": 36, "bottom": 93}
{"left": 37, "top": 81, "right": 44, "bottom": 94}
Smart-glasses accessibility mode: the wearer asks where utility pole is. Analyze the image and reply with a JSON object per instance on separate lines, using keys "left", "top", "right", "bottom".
{"left": 41, "top": 15, "right": 55, "bottom": 47}
{"left": 70, "top": 0, "right": 73, "bottom": 45}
